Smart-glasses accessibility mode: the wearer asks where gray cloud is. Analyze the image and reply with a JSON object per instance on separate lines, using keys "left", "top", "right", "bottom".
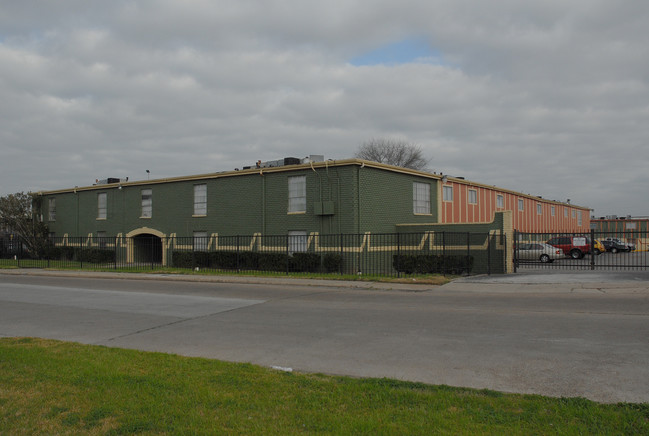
{"left": 1, "top": 0, "right": 647, "bottom": 217}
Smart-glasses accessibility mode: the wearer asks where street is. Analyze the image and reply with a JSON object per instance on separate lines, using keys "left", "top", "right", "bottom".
{"left": 1, "top": 272, "right": 648, "bottom": 403}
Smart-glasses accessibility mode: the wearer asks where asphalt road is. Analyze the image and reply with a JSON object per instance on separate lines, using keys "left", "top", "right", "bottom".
{"left": 1, "top": 271, "right": 648, "bottom": 404}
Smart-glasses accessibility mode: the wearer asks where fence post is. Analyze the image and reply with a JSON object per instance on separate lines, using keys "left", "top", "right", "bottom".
{"left": 513, "top": 230, "right": 518, "bottom": 273}
{"left": 286, "top": 234, "right": 290, "bottom": 275}
{"left": 396, "top": 232, "right": 401, "bottom": 278}
{"left": 590, "top": 228, "right": 595, "bottom": 270}
{"left": 466, "top": 232, "right": 471, "bottom": 276}
{"left": 442, "top": 232, "right": 447, "bottom": 275}
{"left": 487, "top": 232, "right": 491, "bottom": 275}
{"left": 339, "top": 233, "right": 344, "bottom": 275}
{"left": 114, "top": 236, "right": 118, "bottom": 269}
{"left": 236, "top": 235, "right": 240, "bottom": 272}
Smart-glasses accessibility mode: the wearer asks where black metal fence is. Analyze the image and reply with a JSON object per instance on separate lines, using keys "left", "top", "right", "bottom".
{"left": 514, "top": 230, "right": 649, "bottom": 271}
{"left": 1, "top": 231, "right": 507, "bottom": 277}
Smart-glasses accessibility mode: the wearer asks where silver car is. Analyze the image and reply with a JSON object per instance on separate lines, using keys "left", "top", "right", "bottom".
{"left": 516, "top": 242, "right": 564, "bottom": 263}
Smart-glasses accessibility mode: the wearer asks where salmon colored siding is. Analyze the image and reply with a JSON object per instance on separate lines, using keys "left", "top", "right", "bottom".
{"left": 440, "top": 181, "right": 589, "bottom": 233}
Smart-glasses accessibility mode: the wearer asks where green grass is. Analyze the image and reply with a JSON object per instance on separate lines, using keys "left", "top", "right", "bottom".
{"left": 0, "top": 260, "right": 452, "bottom": 285}
{"left": 1, "top": 338, "right": 646, "bottom": 435}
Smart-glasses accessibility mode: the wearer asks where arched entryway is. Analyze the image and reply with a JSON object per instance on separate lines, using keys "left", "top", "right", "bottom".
{"left": 126, "top": 227, "right": 167, "bottom": 266}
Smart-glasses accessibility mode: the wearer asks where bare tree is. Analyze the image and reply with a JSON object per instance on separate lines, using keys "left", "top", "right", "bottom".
{"left": 0, "top": 192, "right": 49, "bottom": 257}
{"left": 355, "top": 138, "right": 430, "bottom": 171}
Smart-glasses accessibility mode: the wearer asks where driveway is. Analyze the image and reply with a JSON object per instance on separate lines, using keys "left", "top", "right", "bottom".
{"left": 1, "top": 270, "right": 648, "bottom": 403}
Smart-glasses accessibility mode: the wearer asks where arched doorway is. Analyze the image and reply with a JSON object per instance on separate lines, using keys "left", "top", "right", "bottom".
{"left": 126, "top": 227, "right": 167, "bottom": 266}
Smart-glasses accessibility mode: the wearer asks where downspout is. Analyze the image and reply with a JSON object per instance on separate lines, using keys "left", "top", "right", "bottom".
{"left": 260, "top": 169, "right": 266, "bottom": 234}
{"left": 310, "top": 161, "right": 323, "bottom": 234}
{"left": 357, "top": 162, "right": 364, "bottom": 234}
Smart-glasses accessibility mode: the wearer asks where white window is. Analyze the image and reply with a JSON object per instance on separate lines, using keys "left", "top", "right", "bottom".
{"left": 496, "top": 194, "right": 504, "bottom": 209}
{"left": 468, "top": 189, "right": 477, "bottom": 205}
{"left": 564, "top": 209, "right": 568, "bottom": 218}
{"left": 48, "top": 198, "right": 56, "bottom": 221}
{"left": 288, "top": 230, "right": 307, "bottom": 254}
{"left": 97, "top": 193, "right": 107, "bottom": 219}
{"left": 518, "top": 199, "right": 524, "bottom": 211}
{"left": 572, "top": 210, "right": 576, "bottom": 219}
{"left": 443, "top": 185, "right": 453, "bottom": 202}
{"left": 413, "top": 182, "right": 431, "bottom": 214}
{"left": 626, "top": 222, "right": 637, "bottom": 230}
{"left": 577, "top": 210, "right": 582, "bottom": 226}
{"left": 141, "top": 189, "right": 152, "bottom": 218}
{"left": 194, "top": 184, "right": 207, "bottom": 216}
{"left": 194, "top": 231, "right": 208, "bottom": 251}
{"left": 551, "top": 206, "right": 556, "bottom": 216}
{"left": 537, "top": 204, "right": 542, "bottom": 215}
{"left": 288, "top": 176, "right": 306, "bottom": 213}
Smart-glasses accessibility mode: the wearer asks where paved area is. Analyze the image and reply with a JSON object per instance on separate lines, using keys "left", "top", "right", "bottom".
{"left": 1, "top": 269, "right": 649, "bottom": 404}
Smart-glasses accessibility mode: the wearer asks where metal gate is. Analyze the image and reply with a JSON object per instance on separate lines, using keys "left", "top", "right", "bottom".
{"left": 514, "top": 230, "right": 649, "bottom": 271}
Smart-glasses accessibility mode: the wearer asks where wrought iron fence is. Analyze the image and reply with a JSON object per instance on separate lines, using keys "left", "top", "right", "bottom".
{"left": 514, "top": 230, "right": 649, "bottom": 271}
{"left": 1, "top": 231, "right": 507, "bottom": 277}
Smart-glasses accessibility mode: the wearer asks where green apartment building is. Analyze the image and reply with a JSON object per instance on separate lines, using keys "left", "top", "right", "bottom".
{"left": 34, "top": 157, "right": 587, "bottom": 272}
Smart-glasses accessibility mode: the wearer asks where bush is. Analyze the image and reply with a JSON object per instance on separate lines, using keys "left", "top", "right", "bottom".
{"left": 323, "top": 253, "right": 342, "bottom": 273}
{"left": 393, "top": 254, "right": 473, "bottom": 275}
{"left": 289, "top": 252, "right": 321, "bottom": 272}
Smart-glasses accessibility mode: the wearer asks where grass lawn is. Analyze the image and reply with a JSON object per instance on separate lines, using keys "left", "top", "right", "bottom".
{"left": 0, "top": 261, "right": 453, "bottom": 286}
{"left": 1, "top": 338, "right": 646, "bottom": 435}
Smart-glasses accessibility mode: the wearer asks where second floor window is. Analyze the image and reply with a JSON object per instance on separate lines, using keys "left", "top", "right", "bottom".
{"left": 518, "top": 199, "right": 524, "bottom": 211}
{"left": 194, "top": 184, "right": 207, "bottom": 216}
{"left": 443, "top": 185, "right": 453, "bottom": 202}
{"left": 497, "top": 194, "right": 504, "bottom": 208}
{"left": 468, "top": 189, "right": 478, "bottom": 204}
{"left": 288, "top": 176, "right": 306, "bottom": 213}
{"left": 413, "top": 182, "right": 430, "bottom": 214}
{"left": 141, "top": 189, "right": 152, "bottom": 218}
{"left": 97, "top": 193, "right": 107, "bottom": 219}
{"left": 48, "top": 198, "right": 56, "bottom": 221}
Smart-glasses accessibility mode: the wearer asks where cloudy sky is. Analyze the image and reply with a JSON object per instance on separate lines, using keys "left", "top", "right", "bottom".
{"left": 2, "top": 1, "right": 648, "bottom": 217}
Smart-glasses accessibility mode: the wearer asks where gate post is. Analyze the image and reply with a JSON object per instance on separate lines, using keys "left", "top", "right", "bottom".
{"left": 513, "top": 230, "right": 518, "bottom": 273}
{"left": 590, "top": 229, "right": 596, "bottom": 270}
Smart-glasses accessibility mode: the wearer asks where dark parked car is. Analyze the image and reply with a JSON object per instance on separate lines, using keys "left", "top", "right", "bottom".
{"left": 601, "top": 239, "right": 632, "bottom": 253}
{"left": 546, "top": 235, "right": 591, "bottom": 259}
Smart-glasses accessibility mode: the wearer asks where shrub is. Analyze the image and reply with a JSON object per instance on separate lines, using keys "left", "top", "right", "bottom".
{"left": 393, "top": 254, "right": 473, "bottom": 275}
{"left": 323, "top": 253, "right": 342, "bottom": 273}
{"left": 289, "top": 252, "right": 321, "bottom": 272}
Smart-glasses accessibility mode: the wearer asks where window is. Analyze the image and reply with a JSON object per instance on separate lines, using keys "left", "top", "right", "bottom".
{"left": 288, "top": 230, "right": 307, "bottom": 254}
{"left": 564, "top": 209, "right": 568, "bottom": 218}
{"left": 518, "top": 199, "right": 524, "bottom": 211}
{"left": 468, "top": 189, "right": 477, "bottom": 205}
{"left": 496, "top": 194, "right": 504, "bottom": 208}
{"left": 413, "top": 182, "right": 431, "bottom": 214}
{"left": 48, "top": 198, "right": 56, "bottom": 221}
{"left": 97, "top": 193, "right": 107, "bottom": 219}
{"left": 194, "top": 184, "right": 207, "bottom": 216}
{"left": 537, "top": 203, "right": 542, "bottom": 215}
{"left": 194, "top": 231, "right": 208, "bottom": 251}
{"left": 288, "top": 176, "right": 306, "bottom": 213}
{"left": 572, "top": 210, "right": 576, "bottom": 219}
{"left": 577, "top": 210, "right": 582, "bottom": 226}
{"left": 443, "top": 185, "right": 453, "bottom": 202}
{"left": 141, "top": 189, "right": 152, "bottom": 218}
{"left": 551, "top": 206, "right": 556, "bottom": 216}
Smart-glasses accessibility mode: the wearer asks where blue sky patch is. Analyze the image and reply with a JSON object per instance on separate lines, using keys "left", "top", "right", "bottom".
{"left": 350, "top": 38, "right": 443, "bottom": 66}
